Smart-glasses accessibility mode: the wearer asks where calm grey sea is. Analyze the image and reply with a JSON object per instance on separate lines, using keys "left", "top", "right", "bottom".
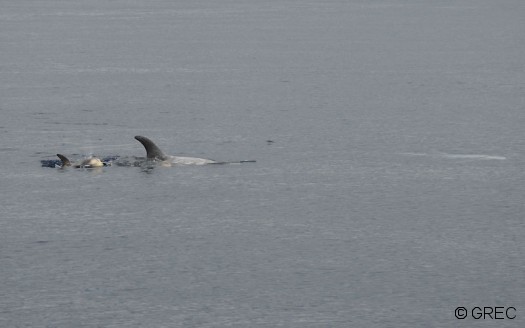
{"left": 1, "top": 0, "right": 524, "bottom": 327}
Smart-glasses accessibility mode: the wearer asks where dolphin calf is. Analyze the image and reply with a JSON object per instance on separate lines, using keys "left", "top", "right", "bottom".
{"left": 134, "top": 135, "right": 217, "bottom": 165}
{"left": 56, "top": 154, "right": 107, "bottom": 168}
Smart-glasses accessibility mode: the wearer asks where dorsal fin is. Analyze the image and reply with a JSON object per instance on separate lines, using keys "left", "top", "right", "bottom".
{"left": 56, "top": 154, "right": 72, "bottom": 167}
{"left": 134, "top": 136, "right": 169, "bottom": 160}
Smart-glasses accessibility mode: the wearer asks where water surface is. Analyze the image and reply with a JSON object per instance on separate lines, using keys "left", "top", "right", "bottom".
{"left": 1, "top": 0, "right": 524, "bottom": 327}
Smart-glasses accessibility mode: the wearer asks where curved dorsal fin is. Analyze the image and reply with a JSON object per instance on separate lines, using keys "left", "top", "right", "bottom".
{"left": 134, "top": 136, "right": 169, "bottom": 160}
{"left": 56, "top": 154, "right": 71, "bottom": 167}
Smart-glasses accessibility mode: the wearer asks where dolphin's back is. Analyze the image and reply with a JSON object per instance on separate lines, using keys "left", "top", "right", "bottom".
{"left": 134, "top": 136, "right": 169, "bottom": 160}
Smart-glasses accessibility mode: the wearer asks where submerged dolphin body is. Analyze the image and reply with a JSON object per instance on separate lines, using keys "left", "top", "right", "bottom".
{"left": 134, "top": 135, "right": 217, "bottom": 165}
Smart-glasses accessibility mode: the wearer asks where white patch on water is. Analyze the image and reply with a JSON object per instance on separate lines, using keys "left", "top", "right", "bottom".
{"left": 440, "top": 153, "right": 506, "bottom": 160}
{"left": 401, "top": 152, "right": 506, "bottom": 160}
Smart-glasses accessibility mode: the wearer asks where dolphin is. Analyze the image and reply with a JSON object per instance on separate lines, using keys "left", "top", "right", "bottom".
{"left": 40, "top": 136, "right": 255, "bottom": 168}
{"left": 56, "top": 154, "right": 106, "bottom": 168}
{"left": 134, "top": 135, "right": 217, "bottom": 165}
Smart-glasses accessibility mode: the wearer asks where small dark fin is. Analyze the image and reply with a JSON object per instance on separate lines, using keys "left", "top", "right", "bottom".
{"left": 56, "top": 154, "right": 71, "bottom": 167}
{"left": 134, "top": 136, "right": 169, "bottom": 161}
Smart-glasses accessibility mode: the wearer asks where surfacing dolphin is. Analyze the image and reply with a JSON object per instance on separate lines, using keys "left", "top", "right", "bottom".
{"left": 134, "top": 135, "right": 217, "bottom": 165}
{"left": 134, "top": 135, "right": 256, "bottom": 166}
{"left": 56, "top": 154, "right": 107, "bottom": 168}
{"left": 40, "top": 136, "right": 255, "bottom": 168}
